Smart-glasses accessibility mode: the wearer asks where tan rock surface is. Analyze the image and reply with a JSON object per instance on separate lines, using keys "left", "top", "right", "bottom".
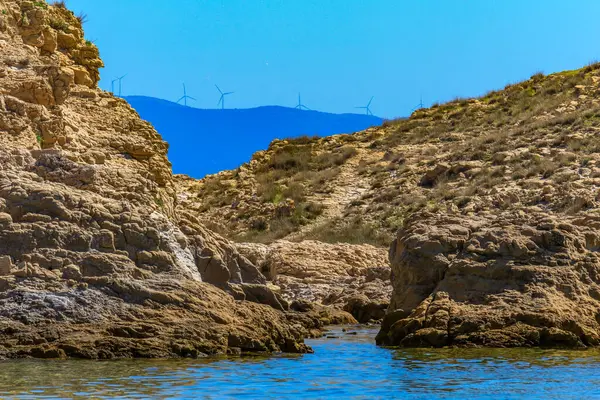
{"left": 0, "top": 0, "right": 312, "bottom": 359}
{"left": 237, "top": 240, "right": 391, "bottom": 322}
{"left": 376, "top": 212, "right": 600, "bottom": 348}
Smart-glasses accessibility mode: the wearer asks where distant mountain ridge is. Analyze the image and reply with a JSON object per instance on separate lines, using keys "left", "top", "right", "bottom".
{"left": 124, "top": 96, "right": 384, "bottom": 177}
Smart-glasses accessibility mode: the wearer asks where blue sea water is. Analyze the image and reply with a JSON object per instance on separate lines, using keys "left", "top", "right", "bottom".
{"left": 1, "top": 326, "right": 600, "bottom": 399}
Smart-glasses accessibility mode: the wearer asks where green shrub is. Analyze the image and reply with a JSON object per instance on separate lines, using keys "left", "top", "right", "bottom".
{"left": 314, "top": 145, "right": 357, "bottom": 169}
{"left": 264, "top": 145, "right": 312, "bottom": 171}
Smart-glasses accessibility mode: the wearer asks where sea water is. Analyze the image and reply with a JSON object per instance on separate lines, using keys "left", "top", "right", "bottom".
{"left": 1, "top": 326, "right": 599, "bottom": 399}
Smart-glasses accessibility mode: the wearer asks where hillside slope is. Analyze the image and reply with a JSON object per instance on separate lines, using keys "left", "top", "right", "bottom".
{"left": 189, "top": 64, "right": 600, "bottom": 347}
{"left": 125, "top": 96, "right": 383, "bottom": 177}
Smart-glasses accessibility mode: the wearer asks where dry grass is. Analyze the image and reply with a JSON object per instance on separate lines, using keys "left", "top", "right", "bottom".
{"left": 299, "top": 216, "right": 393, "bottom": 247}
{"left": 191, "top": 62, "right": 600, "bottom": 246}
{"left": 76, "top": 12, "right": 88, "bottom": 25}
{"left": 196, "top": 135, "right": 361, "bottom": 243}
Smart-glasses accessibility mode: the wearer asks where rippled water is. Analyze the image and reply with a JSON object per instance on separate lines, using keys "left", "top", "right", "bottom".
{"left": 1, "top": 326, "right": 600, "bottom": 399}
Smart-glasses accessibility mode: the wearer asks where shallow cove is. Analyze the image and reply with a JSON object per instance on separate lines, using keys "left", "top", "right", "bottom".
{"left": 1, "top": 326, "right": 600, "bottom": 399}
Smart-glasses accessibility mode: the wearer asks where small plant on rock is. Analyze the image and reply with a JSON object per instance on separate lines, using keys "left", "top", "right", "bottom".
{"left": 76, "top": 12, "right": 88, "bottom": 25}
{"left": 49, "top": 17, "right": 69, "bottom": 31}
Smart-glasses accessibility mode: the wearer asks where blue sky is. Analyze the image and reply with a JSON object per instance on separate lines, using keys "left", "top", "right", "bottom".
{"left": 68, "top": 0, "right": 600, "bottom": 118}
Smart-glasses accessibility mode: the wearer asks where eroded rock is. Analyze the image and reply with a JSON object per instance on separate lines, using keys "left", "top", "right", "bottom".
{"left": 0, "top": 0, "right": 311, "bottom": 359}
{"left": 237, "top": 240, "right": 391, "bottom": 323}
{"left": 376, "top": 212, "right": 600, "bottom": 348}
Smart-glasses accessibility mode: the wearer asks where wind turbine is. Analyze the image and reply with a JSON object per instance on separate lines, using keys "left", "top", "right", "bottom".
{"left": 295, "top": 93, "right": 310, "bottom": 110}
{"left": 356, "top": 96, "right": 374, "bottom": 116}
{"left": 215, "top": 85, "right": 234, "bottom": 109}
{"left": 111, "top": 77, "right": 118, "bottom": 95}
{"left": 177, "top": 84, "right": 196, "bottom": 106}
{"left": 412, "top": 95, "right": 424, "bottom": 112}
{"left": 116, "top": 74, "right": 127, "bottom": 97}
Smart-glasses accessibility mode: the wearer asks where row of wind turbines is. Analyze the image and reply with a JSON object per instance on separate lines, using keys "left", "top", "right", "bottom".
{"left": 178, "top": 84, "right": 234, "bottom": 109}
{"left": 176, "top": 84, "right": 377, "bottom": 115}
{"left": 111, "top": 75, "right": 380, "bottom": 115}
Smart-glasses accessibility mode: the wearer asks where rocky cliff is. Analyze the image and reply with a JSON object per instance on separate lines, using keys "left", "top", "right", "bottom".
{"left": 376, "top": 212, "right": 600, "bottom": 348}
{"left": 193, "top": 62, "right": 600, "bottom": 347}
{"left": 0, "top": 0, "right": 314, "bottom": 359}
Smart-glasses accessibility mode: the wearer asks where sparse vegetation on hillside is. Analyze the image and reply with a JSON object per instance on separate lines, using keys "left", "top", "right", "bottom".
{"left": 177, "top": 62, "right": 600, "bottom": 247}
{"left": 192, "top": 136, "right": 364, "bottom": 243}
{"left": 76, "top": 11, "right": 88, "bottom": 25}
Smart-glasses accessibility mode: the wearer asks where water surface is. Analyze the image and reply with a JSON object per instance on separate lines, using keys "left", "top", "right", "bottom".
{"left": 1, "top": 326, "right": 600, "bottom": 399}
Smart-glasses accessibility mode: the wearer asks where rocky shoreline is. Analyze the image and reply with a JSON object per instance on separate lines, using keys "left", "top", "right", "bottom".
{"left": 0, "top": 0, "right": 396, "bottom": 360}
{"left": 2, "top": 0, "right": 600, "bottom": 360}
{"left": 237, "top": 240, "right": 390, "bottom": 324}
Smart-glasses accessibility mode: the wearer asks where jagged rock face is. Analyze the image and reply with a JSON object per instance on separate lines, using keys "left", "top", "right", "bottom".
{"left": 0, "top": 0, "right": 310, "bottom": 358}
{"left": 237, "top": 240, "right": 391, "bottom": 323}
{"left": 376, "top": 212, "right": 600, "bottom": 348}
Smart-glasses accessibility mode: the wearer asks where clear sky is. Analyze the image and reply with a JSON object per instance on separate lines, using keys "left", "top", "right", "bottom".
{"left": 68, "top": 0, "right": 600, "bottom": 118}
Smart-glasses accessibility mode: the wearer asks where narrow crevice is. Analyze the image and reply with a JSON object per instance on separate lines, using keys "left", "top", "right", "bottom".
{"left": 446, "top": 306, "right": 453, "bottom": 346}
{"left": 423, "top": 292, "right": 438, "bottom": 325}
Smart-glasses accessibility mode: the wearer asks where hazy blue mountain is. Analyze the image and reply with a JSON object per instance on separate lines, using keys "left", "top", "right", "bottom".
{"left": 124, "top": 96, "right": 384, "bottom": 178}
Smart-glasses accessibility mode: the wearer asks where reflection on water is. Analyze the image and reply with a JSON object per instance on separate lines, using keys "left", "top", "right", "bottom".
{"left": 1, "top": 326, "right": 600, "bottom": 399}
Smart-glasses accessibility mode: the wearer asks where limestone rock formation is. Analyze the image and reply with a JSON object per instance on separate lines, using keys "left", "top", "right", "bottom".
{"left": 237, "top": 240, "right": 391, "bottom": 323}
{"left": 0, "top": 0, "right": 310, "bottom": 359}
{"left": 376, "top": 212, "right": 600, "bottom": 348}
{"left": 5, "top": 0, "right": 600, "bottom": 355}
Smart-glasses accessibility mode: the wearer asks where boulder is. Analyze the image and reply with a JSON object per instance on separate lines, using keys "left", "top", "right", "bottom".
{"left": 377, "top": 212, "right": 600, "bottom": 348}
{"left": 420, "top": 163, "right": 450, "bottom": 187}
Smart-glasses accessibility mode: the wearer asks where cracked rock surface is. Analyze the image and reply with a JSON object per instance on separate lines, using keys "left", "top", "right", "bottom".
{"left": 237, "top": 240, "right": 391, "bottom": 323}
{"left": 376, "top": 212, "right": 600, "bottom": 348}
